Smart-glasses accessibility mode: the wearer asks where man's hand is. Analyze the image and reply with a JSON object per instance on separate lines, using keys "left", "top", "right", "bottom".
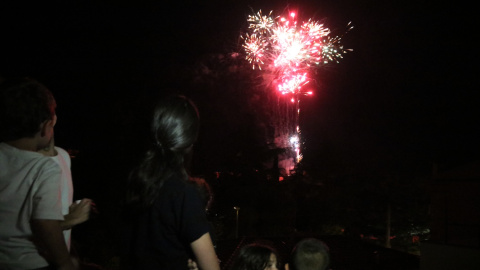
{"left": 61, "top": 199, "right": 92, "bottom": 230}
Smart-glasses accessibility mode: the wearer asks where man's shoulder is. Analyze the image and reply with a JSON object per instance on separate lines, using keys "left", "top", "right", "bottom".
{"left": 0, "top": 142, "right": 42, "bottom": 158}
{"left": 0, "top": 144, "right": 61, "bottom": 174}
{"left": 54, "top": 146, "right": 69, "bottom": 157}
{"left": 37, "top": 155, "right": 62, "bottom": 171}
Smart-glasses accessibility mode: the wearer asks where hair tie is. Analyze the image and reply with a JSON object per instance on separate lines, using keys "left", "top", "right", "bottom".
{"left": 154, "top": 140, "right": 163, "bottom": 149}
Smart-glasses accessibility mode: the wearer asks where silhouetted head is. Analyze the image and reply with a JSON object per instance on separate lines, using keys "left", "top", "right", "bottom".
{"left": 290, "top": 238, "right": 330, "bottom": 270}
{"left": 125, "top": 95, "right": 200, "bottom": 207}
{"left": 0, "top": 77, "right": 56, "bottom": 142}
{"left": 231, "top": 243, "right": 279, "bottom": 270}
{"left": 151, "top": 95, "right": 199, "bottom": 155}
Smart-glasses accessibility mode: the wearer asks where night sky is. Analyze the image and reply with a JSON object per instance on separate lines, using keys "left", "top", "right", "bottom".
{"left": 1, "top": 0, "right": 478, "bottom": 178}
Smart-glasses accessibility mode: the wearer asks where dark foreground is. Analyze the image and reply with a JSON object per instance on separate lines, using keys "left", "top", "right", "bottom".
{"left": 217, "top": 235, "right": 420, "bottom": 270}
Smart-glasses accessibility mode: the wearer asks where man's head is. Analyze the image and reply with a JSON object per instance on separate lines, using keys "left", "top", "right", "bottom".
{"left": 288, "top": 238, "right": 330, "bottom": 270}
{"left": 0, "top": 77, "right": 56, "bottom": 146}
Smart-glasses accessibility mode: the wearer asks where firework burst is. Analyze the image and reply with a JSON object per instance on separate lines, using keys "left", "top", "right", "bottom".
{"left": 242, "top": 10, "right": 351, "bottom": 92}
{"left": 241, "top": 8, "right": 352, "bottom": 168}
{"left": 321, "top": 22, "right": 354, "bottom": 63}
{"left": 248, "top": 10, "right": 276, "bottom": 35}
{"left": 242, "top": 33, "right": 267, "bottom": 69}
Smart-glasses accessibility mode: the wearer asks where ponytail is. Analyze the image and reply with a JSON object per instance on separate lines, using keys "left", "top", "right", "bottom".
{"left": 125, "top": 95, "right": 199, "bottom": 208}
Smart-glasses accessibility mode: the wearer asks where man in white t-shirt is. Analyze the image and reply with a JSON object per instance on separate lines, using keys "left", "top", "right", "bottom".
{"left": 0, "top": 78, "right": 77, "bottom": 270}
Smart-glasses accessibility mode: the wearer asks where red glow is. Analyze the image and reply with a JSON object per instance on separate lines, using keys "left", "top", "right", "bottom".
{"left": 412, "top": 235, "right": 420, "bottom": 243}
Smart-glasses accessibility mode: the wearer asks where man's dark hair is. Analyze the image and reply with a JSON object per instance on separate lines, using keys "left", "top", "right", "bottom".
{"left": 290, "top": 238, "right": 330, "bottom": 270}
{"left": 0, "top": 77, "right": 56, "bottom": 141}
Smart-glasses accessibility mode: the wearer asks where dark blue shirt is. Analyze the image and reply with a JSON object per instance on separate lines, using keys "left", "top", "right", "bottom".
{"left": 122, "top": 177, "right": 210, "bottom": 270}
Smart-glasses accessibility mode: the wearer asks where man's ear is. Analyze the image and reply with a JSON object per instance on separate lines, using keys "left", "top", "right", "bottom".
{"left": 51, "top": 114, "right": 57, "bottom": 127}
{"left": 40, "top": 115, "right": 57, "bottom": 137}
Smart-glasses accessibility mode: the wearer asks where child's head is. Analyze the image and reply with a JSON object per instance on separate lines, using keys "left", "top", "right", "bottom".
{"left": 231, "top": 243, "right": 279, "bottom": 270}
{"left": 0, "top": 77, "right": 56, "bottom": 144}
{"left": 289, "top": 238, "right": 330, "bottom": 270}
{"left": 151, "top": 95, "right": 199, "bottom": 155}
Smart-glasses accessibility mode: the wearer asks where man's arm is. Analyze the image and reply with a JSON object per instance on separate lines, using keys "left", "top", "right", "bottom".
{"left": 190, "top": 232, "right": 220, "bottom": 270}
{"left": 60, "top": 199, "right": 92, "bottom": 230}
{"left": 31, "top": 219, "right": 77, "bottom": 270}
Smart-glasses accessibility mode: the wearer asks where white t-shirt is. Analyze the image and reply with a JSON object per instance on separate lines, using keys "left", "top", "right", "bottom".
{"left": 51, "top": 146, "right": 74, "bottom": 250}
{"left": 0, "top": 142, "right": 64, "bottom": 269}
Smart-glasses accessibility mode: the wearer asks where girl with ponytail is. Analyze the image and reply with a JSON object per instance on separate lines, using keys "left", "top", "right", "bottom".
{"left": 122, "top": 95, "right": 220, "bottom": 270}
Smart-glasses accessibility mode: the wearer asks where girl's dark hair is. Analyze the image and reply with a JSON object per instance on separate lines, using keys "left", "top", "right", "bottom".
{"left": 126, "top": 95, "right": 200, "bottom": 207}
{"left": 230, "top": 243, "right": 279, "bottom": 270}
{"left": 0, "top": 77, "right": 56, "bottom": 141}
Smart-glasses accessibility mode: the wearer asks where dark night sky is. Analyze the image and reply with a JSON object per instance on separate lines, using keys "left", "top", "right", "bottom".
{"left": 1, "top": 0, "right": 478, "bottom": 177}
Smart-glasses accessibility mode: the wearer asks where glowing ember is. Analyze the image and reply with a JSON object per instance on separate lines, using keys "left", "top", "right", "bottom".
{"left": 278, "top": 73, "right": 308, "bottom": 95}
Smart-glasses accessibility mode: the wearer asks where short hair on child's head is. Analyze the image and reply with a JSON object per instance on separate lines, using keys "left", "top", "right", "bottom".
{"left": 0, "top": 77, "right": 56, "bottom": 141}
{"left": 291, "top": 238, "right": 330, "bottom": 270}
{"left": 230, "top": 242, "right": 278, "bottom": 270}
